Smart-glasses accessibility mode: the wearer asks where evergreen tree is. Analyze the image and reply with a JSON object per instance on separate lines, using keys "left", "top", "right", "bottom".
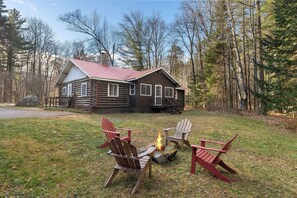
{"left": 0, "top": 0, "right": 8, "bottom": 70}
{"left": 118, "top": 11, "right": 145, "bottom": 70}
{"left": 6, "top": 8, "right": 26, "bottom": 72}
{"left": 2, "top": 8, "right": 26, "bottom": 102}
{"left": 258, "top": 0, "right": 297, "bottom": 114}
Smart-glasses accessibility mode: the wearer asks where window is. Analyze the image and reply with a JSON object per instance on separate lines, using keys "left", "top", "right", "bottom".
{"left": 108, "top": 83, "right": 119, "bottom": 97}
{"left": 81, "top": 82, "right": 87, "bottom": 97}
{"left": 140, "top": 83, "right": 152, "bottom": 96}
{"left": 130, "top": 83, "right": 135, "bottom": 95}
{"left": 165, "top": 87, "right": 174, "bottom": 98}
{"left": 62, "top": 86, "right": 67, "bottom": 96}
{"left": 67, "top": 83, "right": 72, "bottom": 97}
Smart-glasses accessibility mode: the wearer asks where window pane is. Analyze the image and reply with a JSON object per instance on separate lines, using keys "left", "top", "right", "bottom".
{"left": 108, "top": 84, "right": 118, "bottom": 97}
{"left": 140, "top": 84, "right": 151, "bottom": 96}
{"left": 81, "top": 84, "right": 87, "bottom": 96}
{"left": 114, "top": 85, "right": 117, "bottom": 96}
{"left": 165, "top": 87, "right": 174, "bottom": 97}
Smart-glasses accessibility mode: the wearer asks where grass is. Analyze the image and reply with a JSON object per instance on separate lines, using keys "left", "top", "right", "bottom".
{"left": 0, "top": 110, "right": 296, "bottom": 197}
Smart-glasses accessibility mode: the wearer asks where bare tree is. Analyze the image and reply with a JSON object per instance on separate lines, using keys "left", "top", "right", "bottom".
{"left": 59, "top": 10, "right": 119, "bottom": 65}
{"left": 172, "top": 8, "right": 198, "bottom": 86}
{"left": 226, "top": 0, "right": 248, "bottom": 110}
{"left": 24, "top": 17, "right": 55, "bottom": 100}
{"left": 145, "top": 12, "right": 168, "bottom": 68}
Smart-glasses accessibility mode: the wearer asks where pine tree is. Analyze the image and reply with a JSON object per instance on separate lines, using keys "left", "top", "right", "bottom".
{"left": 3, "top": 8, "right": 26, "bottom": 102}
{"left": 258, "top": 0, "right": 297, "bottom": 114}
{"left": 0, "top": 0, "right": 8, "bottom": 70}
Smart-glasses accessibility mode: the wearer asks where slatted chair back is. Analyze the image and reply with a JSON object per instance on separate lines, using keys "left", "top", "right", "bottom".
{"left": 109, "top": 137, "right": 141, "bottom": 169}
{"left": 101, "top": 118, "right": 117, "bottom": 140}
{"left": 174, "top": 119, "right": 192, "bottom": 140}
{"left": 212, "top": 133, "right": 238, "bottom": 165}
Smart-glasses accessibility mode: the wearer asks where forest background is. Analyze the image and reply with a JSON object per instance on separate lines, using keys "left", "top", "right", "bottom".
{"left": 0, "top": 0, "right": 296, "bottom": 115}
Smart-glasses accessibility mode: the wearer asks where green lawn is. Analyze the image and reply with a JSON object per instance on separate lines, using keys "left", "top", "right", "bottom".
{"left": 0, "top": 110, "right": 296, "bottom": 197}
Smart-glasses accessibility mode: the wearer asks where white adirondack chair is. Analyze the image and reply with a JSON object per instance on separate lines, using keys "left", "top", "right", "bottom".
{"left": 164, "top": 118, "right": 192, "bottom": 149}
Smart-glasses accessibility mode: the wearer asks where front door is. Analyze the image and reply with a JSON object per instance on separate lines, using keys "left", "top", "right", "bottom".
{"left": 155, "top": 85, "right": 162, "bottom": 106}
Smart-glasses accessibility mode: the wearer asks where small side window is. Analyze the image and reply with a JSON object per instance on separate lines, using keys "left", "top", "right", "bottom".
{"left": 165, "top": 87, "right": 174, "bottom": 98}
{"left": 67, "top": 83, "right": 72, "bottom": 97}
{"left": 81, "top": 82, "right": 87, "bottom": 97}
{"left": 130, "top": 83, "right": 135, "bottom": 95}
{"left": 62, "top": 86, "right": 67, "bottom": 96}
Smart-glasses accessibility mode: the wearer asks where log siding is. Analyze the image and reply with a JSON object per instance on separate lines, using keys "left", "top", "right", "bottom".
{"left": 59, "top": 78, "right": 91, "bottom": 108}
{"left": 96, "top": 80, "right": 129, "bottom": 108}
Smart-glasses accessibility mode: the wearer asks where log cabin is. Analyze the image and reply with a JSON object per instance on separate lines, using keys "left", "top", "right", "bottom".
{"left": 54, "top": 58, "right": 185, "bottom": 113}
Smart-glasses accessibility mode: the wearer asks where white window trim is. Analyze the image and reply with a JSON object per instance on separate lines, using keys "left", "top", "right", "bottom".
{"left": 62, "top": 86, "right": 67, "bottom": 96}
{"left": 165, "top": 86, "right": 174, "bottom": 98}
{"left": 140, "top": 83, "right": 152, "bottom": 96}
{"left": 130, "top": 83, "right": 135, "bottom": 95}
{"left": 67, "top": 83, "right": 72, "bottom": 97}
{"left": 81, "top": 82, "right": 87, "bottom": 97}
{"left": 108, "top": 83, "right": 119, "bottom": 97}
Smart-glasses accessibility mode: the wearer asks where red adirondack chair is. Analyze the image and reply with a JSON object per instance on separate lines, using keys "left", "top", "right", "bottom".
{"left": 190, "top": 133, "right": 238, "bottom": 182}
{"left": 97, "top": 117, "right": 132, "bottom": 149}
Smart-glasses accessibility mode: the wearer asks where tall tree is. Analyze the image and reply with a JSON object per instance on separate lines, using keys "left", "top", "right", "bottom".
{"left": 226, "top": 1, "right": 248, "bottom": 110}
{"left": 3, "top": 8, "right": 26, "bottom": 102}
{"left": 119, "top": 11, "right": 145, "bottom": 70}
{"left": 59, "top": 10, "right": 118, "bottom": 66}
{"left": 0, "top": 0, "right": 8, "bottom": 70}
{"left": 258, "top": 0, "right": 297, "bottom": 114}
{"left": 145, "top": 12, "right": 167, "bottom": 68}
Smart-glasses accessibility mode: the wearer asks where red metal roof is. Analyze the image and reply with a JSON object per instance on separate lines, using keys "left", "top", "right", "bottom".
{"left": 70, "top": 59, "right": 157, "bottom": 81}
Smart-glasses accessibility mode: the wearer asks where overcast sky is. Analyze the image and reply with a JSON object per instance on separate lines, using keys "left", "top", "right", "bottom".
{"left": 5, "top": 0, "right": 182, "bottom": 42}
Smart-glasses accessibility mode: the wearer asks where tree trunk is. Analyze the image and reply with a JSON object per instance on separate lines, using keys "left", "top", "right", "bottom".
{"left": 226, "top": 0, "right": 248, "bottom": 111}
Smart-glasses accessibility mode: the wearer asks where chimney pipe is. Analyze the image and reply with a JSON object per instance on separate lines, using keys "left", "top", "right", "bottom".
{"left": 100, "top": 51, "right": 109, "bottom": 66}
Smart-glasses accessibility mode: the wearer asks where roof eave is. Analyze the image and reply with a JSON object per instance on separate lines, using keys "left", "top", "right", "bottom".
{"left": 55, "top": 59, "right": 91, "bottom": 86}
{"left": 54, "top": 60, "right": 71, "bottom": 86}
{"left": 90, "top": 77, "right": 130, "bottom": 84}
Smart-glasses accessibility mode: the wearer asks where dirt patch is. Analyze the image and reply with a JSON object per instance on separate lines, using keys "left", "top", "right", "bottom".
{"left": 239, "top": 111, "right": 297, "bottom": 133}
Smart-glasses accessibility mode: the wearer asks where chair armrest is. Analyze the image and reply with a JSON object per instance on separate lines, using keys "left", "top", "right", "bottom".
{"left": 109, "top": 153, "right": 139, "bottom": 160}
{"left": 200, "top": 139, "right": 225, "bottom": 146}
{"left": 164, "top": 127, "right": 176, "bottom": 131}
{"left": 138, "top": 147, "right": 156, "bottom": 158}
{"left": 191, "top": 144, "right": 226, "bottom": 153}
{"left": 182, "top": 130, "right": 191, "bottom": 134}
{"left": 164, "top": 127, "right": 176, "bottom": 137}
{"left": 115, "top": 127, "right": 132, "bottom": 131}
{"left": 115, "top": 128, "right": 132, "bottom": 139}
{"left": 102, "top": 130, "right": 120, "bottom": 136}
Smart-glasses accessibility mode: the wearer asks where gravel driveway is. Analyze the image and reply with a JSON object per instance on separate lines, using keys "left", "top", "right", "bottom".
{"left": 0, "top": 107, "right": 74, "bottom": 119}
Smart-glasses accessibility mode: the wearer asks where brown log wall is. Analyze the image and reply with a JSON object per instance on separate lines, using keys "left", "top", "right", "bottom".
{"left": 59, "top": 78, "right": 91, "bottom": 108}
{"left": 95, "top": 81, "right": 129, "bottom": 108}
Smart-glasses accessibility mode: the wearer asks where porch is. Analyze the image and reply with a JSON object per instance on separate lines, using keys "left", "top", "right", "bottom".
{"left": 44, "top": 97, "right": 73, "bottom": 108}
{"left": 150, "top": 98, "right": 184, "bottom": 114}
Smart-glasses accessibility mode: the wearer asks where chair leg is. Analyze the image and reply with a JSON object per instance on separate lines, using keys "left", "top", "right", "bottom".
{"left": 149, "top": 157, "right": 152, "bottom": 177}
{"left": 190, "top": 156, "right": 196, "bottom": 174}
{"left": 131, "top": 167, "right": 147, "bottom": 195}
{"left": 97, "top": 141, "right": 109, "bottom": 149}
{"left": 204, "top": 164, "right": 232, "bottom": 182}
{"left": 104, "top": 168, "right": 119, "bottom": 187}
{"left": 165, "top": 139, "right": 168, "bottom": 146}
{"left": 184, "top": 140, "right": 191, "bottom": 148}
{"left": 218, "top": 160, "right": 237, "bottom": 173}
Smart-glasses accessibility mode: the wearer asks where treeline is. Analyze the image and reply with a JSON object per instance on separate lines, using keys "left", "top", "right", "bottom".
{"left": 0, "top": 0, "right": 296, "bottom": 114}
